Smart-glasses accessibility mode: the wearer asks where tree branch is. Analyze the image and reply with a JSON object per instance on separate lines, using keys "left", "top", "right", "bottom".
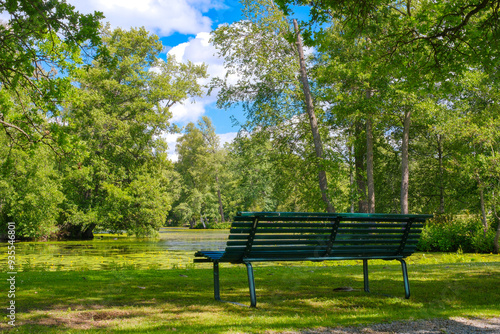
{"left": 0, "top": 118, "right": 32, "bottom": 141}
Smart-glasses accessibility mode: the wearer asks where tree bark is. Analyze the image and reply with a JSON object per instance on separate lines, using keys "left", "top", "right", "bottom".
{"left": 349, "top": 142, "right": 355, "bottom": 213}
{"left": 400, "top": 107, "right": 411, "bottom": 214}
{"left": 493, "top": 193, "right": 500, "bottom": 253}
{"left": 215, "top": 175, "right": 225, "bottom": 222}
{"left": 366, "top": 115, "right": 375, "bottom": 214}
{"left": 294, "top": 19, "right": 335, "bottom": 213}
{"left": 355, "top": 121, "right": 368, "bottom": 213}
{"left": 437, "top": 134, "right": 445, "bottom": 214}
{"left": 495, "top": 223, "right": 500, "bottom": 254}
{"left": 479, "top": 180, "right": 488, "bottom": 236}
{"left": 366, "top": 90, "right": 375, "bottom": 214}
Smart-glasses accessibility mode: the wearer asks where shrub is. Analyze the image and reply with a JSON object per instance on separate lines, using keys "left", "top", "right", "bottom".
{"left": 418, "top": 214, "right": 495, "bottom": 253}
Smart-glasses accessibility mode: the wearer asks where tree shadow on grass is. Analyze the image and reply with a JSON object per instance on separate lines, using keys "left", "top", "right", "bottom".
{"left": 3, "top": 262, "right": 499, "bottom": 333}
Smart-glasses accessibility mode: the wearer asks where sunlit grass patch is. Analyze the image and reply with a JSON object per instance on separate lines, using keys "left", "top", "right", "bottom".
{"left": 1, "top": 254, "right": 498, "bottom": 333}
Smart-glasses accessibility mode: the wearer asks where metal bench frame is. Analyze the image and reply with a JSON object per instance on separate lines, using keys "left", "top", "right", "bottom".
{"left": 194, "top": 211, "right": 433, "bottom": 307}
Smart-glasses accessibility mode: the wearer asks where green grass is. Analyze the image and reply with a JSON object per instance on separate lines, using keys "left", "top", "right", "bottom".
{"left": 2, "top": 253, "right": 499, "bottom": 333}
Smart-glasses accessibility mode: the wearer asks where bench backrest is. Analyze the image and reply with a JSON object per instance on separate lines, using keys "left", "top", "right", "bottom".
{"left": 220, "top": 212, "right": 433, "bottom": 263}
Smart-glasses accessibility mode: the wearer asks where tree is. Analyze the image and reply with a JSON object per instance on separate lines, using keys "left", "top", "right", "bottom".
{"left": 224, "top": 130, "right": 278, "bottom": 212}
{"left": 0, "top": 0, "right": 103, "bottom": 147}
{"left": 312, "top": 18, "right": 391, "bottom": 213}
{"left": 61, "top": 27, "right": 207, "bottom": 238}
{"left": 293, "top": 18, "right": 335, "bottom": 212}
{"left": 172, "top": 117, "right": 229, "bottom": 226}
{"left": 0, "top": 134, "right": 64, "bottom": 238}
{"left": 447, "top": 70, "right": 500, "bottom": 249}
{"left": 198, "top": 116, "right": 226, "bottom": 222}
{"left": 211, "top": 0, "right": 335, "bottom": 212}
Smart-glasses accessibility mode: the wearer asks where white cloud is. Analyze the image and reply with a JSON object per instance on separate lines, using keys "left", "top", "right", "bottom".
{"left": 167, "top": 32, "right": 220, "bottom": 123}
{"left": 168, "top": 31, "right": 226, "bottom": 80}
{"left": 68, "top": 0, "right": 223, "bottom": 36}
{"left": 170, "top": 99, "right": 208, "bottom": 123}
{"left": 163, "top": 133, "right": 182, "bottom": 162}
{"left": 219, "top": 132, "right": 237, "bottom": 146}
{"left": 167, "top": 31, "right": 241, "bottom": 125}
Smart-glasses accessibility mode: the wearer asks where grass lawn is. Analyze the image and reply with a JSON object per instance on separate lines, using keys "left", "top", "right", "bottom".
{"left": 1, "top": 253, "right": 499, "bottom": 333}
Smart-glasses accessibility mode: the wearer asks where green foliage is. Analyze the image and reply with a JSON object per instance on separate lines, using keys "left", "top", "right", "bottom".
{"left": 0, "top": 0, "right": 103, "bottom": 147}
{"left": 0, "top": 136, "right": 64, "bottom": 238}
{"left": 1, "top": 0, "right": 499, "bottom": 248}
{"left": 0, "top": 25, "right": 207, "bottom": 239}
{"left": 210, "top": 0, "right": 301, "bottom": 127}
{"left": 278, "top": 0, "right": 500, "bottom": 76}
{"left": 419, "top": 215, "right": 496, "bottom": 253}
{"left": 172, "top": 117, "right": 227, "bottom": 226}
{"left": 100, "top": 172, "right": 173, "bottom": 237}
{"left": 58, "top": 27, "right": 207, "bottom": 237}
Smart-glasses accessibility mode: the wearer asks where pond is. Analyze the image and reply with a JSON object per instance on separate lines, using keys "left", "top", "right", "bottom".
{"left": 0, "top": 228, "right": 229, "bottom": 272}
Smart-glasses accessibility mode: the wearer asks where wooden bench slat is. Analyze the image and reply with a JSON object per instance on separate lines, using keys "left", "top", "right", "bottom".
{"left": 230, "top": 227, "right": 422, "bottom": 234}
{"left": 242, "top": 254, "right": 411, "bottom": 262}
{"left": 233, "top": 216, "right": 340, "bottom": 222}
{"left": 228, "top": 234, "right": 329, "bottom": 240}
{"left": 234, "top": 249, "right": 417, "bottom": 258}
{"left": 337, "top": 228, "right": 422, "bottom": 234}
{"left": 228, "top": 233, "right": 421, "bottom": 241}
{"left": 232, "top": 221, "right": 424, "bottom": 228}
{"left": 222, "top": 245, "right": 417, "bottom": 254}
{"left": 232, "top": 222, "right": 337, "bottom": 228}
{"left": 227, "top": 239, "right": 329, "bottom": 246}
{"left": 226, "top": 238, "right": 418, "bottom": 246}
{"left": 327, "top": 239, "right": 418, "bottom": 245}
{"left": 230, "top": 228, "right": 334, "bottom": 234}
{"left": 226, "top": 246, "right": 327, "bottom": 252}
{"left": 227, "top": 234, "right": 420, "bottom": 240}
{"left": 236, "top": 211, "right": 432, "bottom": 219}
{"left": 336, "top": 234, "right": 420, "bottom": 239}
{"left": 234, "top": 216, "right": 427, "bottom": 224}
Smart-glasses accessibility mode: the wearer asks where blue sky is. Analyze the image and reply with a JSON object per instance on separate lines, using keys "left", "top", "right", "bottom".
{"left": 67, "top": 0, "right": 247, "bottom": 160}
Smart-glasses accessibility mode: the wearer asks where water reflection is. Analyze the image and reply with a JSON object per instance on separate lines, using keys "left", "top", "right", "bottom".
{"left": 157, "top": 228, "right": 228, "bottom": 251}
{"left": 0, "top": 228, "right": 229, "bottom": 272}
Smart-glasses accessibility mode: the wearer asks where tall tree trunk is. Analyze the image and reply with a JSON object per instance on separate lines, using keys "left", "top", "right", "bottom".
{"left": 493, "top": 192, "right": 500, "bottom": 253}
{"left": 355, "top": 121, "right": 368, "bottom": 213}
{"left": 293, "top": 19, "right": 335, "bottom": 213}
{"left": 366, "top": 115, "right": 375, "bottom": 214}
{"left": 478, "top": 180, "right": 488, "bottom": 236}
{"left": 215, "top": 175, "right": 225, "bottom": 222}
{"left": 400, "top": 107, "right": 411, "bottom": 214}
{"left": 437, "top": 134, "right": 445, "bottom": 214}
{"left": 495, "top": 222, "right": 500, "bottom": 254}
{"left": 366, "top": 89, "right": 375, "bottom": 214}
{"left": 349, "top": 142, "right": 355, "bottom": 213}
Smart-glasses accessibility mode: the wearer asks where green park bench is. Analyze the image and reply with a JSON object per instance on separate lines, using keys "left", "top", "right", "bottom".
{"left": 194, "top": 211, "right": 433, "bottom": 307}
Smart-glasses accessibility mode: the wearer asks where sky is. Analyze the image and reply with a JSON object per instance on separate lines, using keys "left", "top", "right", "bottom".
{"left": 67, "top": 0, "right": 247, "bottom": 161}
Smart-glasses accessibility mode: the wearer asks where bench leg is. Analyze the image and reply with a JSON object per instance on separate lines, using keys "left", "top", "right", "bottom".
{"left": 213, "top": 262, "right": 221, "bottom": 301}
{"left": 212, "top": 261, "right": 257, "bottom": 307}
{"left": 398, "top": 259, "right": 411, "bottom": 299}
{"left": 245, "top": 262, "right": 257, "bottom": 307}
{"left": 363, "top": 259, "right": 370, "bottom": 293}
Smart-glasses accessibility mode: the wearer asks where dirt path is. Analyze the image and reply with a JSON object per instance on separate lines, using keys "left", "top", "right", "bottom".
{"left": 268, "top": 317, "right": 500, "bottom": 334}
